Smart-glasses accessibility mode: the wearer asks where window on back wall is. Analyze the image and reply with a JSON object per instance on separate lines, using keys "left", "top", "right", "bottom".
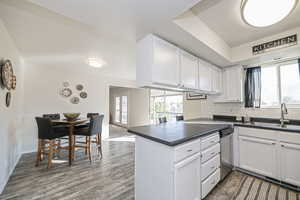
{"left": 260, "top": 59, "right": 300, "bottom": 107}
{"left": 150, "top": 89, "right": 183, "bottom": 124}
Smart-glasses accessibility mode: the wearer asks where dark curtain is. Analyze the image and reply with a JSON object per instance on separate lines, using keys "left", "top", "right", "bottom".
{"left": 244, "top": 67, "right": 261, "bottom": 108}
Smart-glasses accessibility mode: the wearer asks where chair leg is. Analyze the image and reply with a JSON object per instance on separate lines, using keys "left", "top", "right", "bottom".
{"left": 85, "top": 136, "right": 88, "bottom": 155}
{"left": 47, "top": 140, "right": 54, "bottom": 168}
{"left": 35, "top": 139, "right": 42, "bottom": 167}
{"left": 88, "top": 136, "right": 92, "bottom": 163}
{"left": 72, "top": 136, "right": 76, "bottom": 161}
{"left": 98, "top": 134, "right": 102, "bottom": 158}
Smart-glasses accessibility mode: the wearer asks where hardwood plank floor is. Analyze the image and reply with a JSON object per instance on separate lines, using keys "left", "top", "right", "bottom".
{"left": 1, "top": 125, "right": 298, "bottom": 200}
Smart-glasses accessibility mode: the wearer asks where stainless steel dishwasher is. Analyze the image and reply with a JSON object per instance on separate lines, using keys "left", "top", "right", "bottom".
{"left": 219, "top": 127, "right": 234, "bottom": 181}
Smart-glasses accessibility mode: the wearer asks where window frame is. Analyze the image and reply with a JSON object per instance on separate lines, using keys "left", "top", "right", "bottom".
{"left": 149, "top": 90, "right": 183, "bottom": 124}
{"left": 260, "top": 59, "right": 300, "bottom": 108}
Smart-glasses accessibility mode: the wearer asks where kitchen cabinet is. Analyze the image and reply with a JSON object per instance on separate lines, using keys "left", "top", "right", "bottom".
{"left": 198, "top": 59, "right": 212, "bottom": 92}
{"left": 179, "top": 50, "right": 198, "bottom": 89}
{"left": 174, "top": 153, "right": 201, "bottom": 200}
{"left": 152, "top": 37, "right": 180, "bottom": 86}
{"left": 279, "top": 142, "right": 300, "bottom": 186}
{"left": 215, "top": 66, "right": 243, "bottom": 103}
{"left": 239, "top": 136, "right": 277, "bottom": 178}
{"left": 137, "top": 34, "right": 180, "bottom": 90}
{"left": 137, "top": 34, "right": 221, "bottom": 93}
{"left": 211, "top": 67, "right": 222, "bottom": 94}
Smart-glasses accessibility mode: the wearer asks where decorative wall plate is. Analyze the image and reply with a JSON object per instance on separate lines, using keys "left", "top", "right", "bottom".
{"left": 76, "top": 84, "right": 83, "bottom": 91}
{"left": 70, "top": 96, "right": 80, "bottom": 104}
{"left": 1, "top": 60, "right": 13, "bottom": 90}
{"left": 60, "top": 88, "right": 72, "bottom": 97}
{"left": 6, "top": 92, "right": 11, "bottom": 107}
{"left": 63, "top": 82, "right": 69, "bottom": 87}
{"left": 79, "top": 91, "right": 87, "bottom": 99}
{"left": 11, "top": 75, "right": 16, "bottom": 90}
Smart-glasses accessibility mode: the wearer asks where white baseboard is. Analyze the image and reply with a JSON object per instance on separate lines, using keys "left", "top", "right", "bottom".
{"left": 0, "top": 153, "right": 22, "bottom": 194}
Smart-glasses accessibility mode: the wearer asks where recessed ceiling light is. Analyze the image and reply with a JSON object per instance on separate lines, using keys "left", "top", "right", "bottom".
{"left": 241, "top": 0, "right": 298, "bottom": 27}
{"left": 86, "top": 57, "right": 106, "bottom": 68}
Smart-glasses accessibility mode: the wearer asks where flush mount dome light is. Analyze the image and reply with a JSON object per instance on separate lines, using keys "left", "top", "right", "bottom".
{"left": 241, "top": 0, "right": 298, "bottom": 27}
{"left": 86, "top": 57, "right": 106, "bottom": 68}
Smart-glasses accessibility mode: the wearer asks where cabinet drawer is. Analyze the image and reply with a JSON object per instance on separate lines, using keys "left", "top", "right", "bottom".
{"left": 238, "top": 127, "right": 277, "bottom": 140}
{"left": 202, "top": 168, "right": 220, "bottom": 198}
{"left": 201, "top": 154, "right": 220, "bottom": 181}
{"left": 175, "top": 139, "right": 201, "bottom": 163}
{"left": 201, "top": 133, "right": 220, "bottom": 150}
{"left": 201, "top": 143, "right": 220, "bottom": 163}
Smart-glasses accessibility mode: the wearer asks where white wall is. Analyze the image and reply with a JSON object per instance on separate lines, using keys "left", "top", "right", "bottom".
{"left": 109, "top": 87, "right": 150, "bottom": 128}
{"left": 0, "top": 19, "right": 24, "bottom": 193}
{"left": 183, "top": 95, "right": 300, "bottom": 120}
{"left": 22, "top": 64, "right": 138, "bottom": 153}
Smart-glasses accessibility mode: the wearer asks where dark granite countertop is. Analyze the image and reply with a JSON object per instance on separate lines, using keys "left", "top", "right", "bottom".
{"left": 128, "top": 122, "right": 231, "bottom": 146}
{"left": 188, "top": 118, "right": 300, "bottom": 134}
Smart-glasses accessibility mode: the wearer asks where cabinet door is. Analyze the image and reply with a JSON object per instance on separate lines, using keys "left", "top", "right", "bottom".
{"left": 179, "top": 50, "right": 198, "bottom": 89}
{"left": 225, "top": 67, "right": 243, "bottom": 101}
{"left": 153, "top": 37, "right": 180, "bottom": 86}
{"left": 211, "top": 67, "right": 222, "bottom": 93}
{"left": 174, "top": 153, "right": 201, "bottom": 200}
{"left": 198, "top": 59, "right": 212, "bottom": 92}
{"left": 239, "top": 136, "right": 277, "bottom": 178}
{"left": 280, "top": 142, "right": 300, "bottom": 186}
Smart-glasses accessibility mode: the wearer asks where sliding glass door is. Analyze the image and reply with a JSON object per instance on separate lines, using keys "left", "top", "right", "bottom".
{"left": 115, "top": 96, "right": 128, "bottom": 125}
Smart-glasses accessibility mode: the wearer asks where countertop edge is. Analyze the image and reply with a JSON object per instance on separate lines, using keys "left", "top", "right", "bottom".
{"left": 128, "top": 125, "right": 230, "bottom": 146}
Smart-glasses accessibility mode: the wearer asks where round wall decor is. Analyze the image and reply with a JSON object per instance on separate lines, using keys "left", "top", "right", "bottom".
{"left": 11, "top": 75, "right": 16, "bottom": 90}
{"left": 76, "top": 84, "right": 84, "bottom": 91}
{"left": 79, "top": 91, "right": 87, "bottom": 99}
{"left": 60, "top": 88, "right": 72, "bottom": 97}
{"left": 62, "top": 82, "right": 69, "bottom": 87}
{"left": 1, "top": 59, "right": 13, "bottom": 90}
{"left": 5, "top": 92, "right": 11, "bottom": 107}
{"left": 70, "top": 96, "right": 80, "bottom": 104}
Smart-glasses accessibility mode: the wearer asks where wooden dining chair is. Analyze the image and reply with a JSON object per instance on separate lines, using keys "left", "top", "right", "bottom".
{"left": 73, "top": 115, "right": 104, "bottom": 162}
{"left": 35, "top": 117, "right": 69, "bottom": 168}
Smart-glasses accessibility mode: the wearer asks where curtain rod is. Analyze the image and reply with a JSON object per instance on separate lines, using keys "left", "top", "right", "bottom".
{"left": 243, "top": 55, "right": 300, "bottom": 69}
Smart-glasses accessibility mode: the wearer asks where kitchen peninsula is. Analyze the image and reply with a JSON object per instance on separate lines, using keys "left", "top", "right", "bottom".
{"left": 128, "top": 121, "right": 231, "bottom": 200}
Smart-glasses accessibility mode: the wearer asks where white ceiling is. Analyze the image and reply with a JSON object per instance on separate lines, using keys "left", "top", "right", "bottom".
{"left": 191, "top": 0, "right": 300, "bottom": 47}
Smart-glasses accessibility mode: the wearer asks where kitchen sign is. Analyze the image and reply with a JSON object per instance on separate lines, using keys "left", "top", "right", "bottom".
{"left": 252, "top": 34, "right": 297, "bottom": 55}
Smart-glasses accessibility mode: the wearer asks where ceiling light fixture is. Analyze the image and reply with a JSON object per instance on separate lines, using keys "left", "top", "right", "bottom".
{"left": 86, "top": 57, "right": 106, "bottom": 68}
{"left": 241, "top": 0, "right": 298, "bottom": 27}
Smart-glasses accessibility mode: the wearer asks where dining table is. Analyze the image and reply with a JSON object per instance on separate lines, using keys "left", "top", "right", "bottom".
{"left": 51, "top": 118, "right": 88, "bottom": 166}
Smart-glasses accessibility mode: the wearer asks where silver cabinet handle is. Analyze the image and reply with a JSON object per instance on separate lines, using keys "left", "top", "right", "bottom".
{"left": 210, "top": 140, "right": 216, "bottom": 143}
{"left": 211, "top": 166, "right": 215, "bottom": 169}
{"left": 187, "top": 149, "right": 193, "bottom": 152}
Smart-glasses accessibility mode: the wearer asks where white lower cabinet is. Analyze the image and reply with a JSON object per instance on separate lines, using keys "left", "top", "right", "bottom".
{"left": 174, "top": 153, "right": 201, "bottom": 200}
{"left": 201, "top": 169, "right": 220, "bottom": 199}
{"left": 280, "top": 142, "right": 300, "bottom": 186}
{"left": 239, "top": 136, "right": 277, "bottom": 178}
{"left": 238, "top": 128, "right": 300, "bottom": 187}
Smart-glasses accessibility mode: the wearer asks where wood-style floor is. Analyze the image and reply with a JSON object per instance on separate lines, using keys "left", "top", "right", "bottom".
{"left": 1, "top": 125, "right": 298, "bottom": 200}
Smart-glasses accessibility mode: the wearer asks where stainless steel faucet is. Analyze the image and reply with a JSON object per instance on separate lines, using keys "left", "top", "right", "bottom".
{"left": 280, "top": 103, "right": 289, "bottom": 127}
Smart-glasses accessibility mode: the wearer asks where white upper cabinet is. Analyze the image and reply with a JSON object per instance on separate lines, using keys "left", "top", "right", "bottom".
{"left": 137, "top": 34, "right": 220, "bottom": 93}
{"left": 211, "top": 67, "right": 222, "bottom": 94}
{"left": 198, "top": 59, "right": 212, "bottom": 92}
{"left": 152, "top": 37, "right": 180, "bottom": 86}
{"left": 137, "top": 34, "right": 180, "bottom": 89}
{"left": 179, "top": 50, "right": 198, "bottom": 89}
{"left": 215, "top": 66, "right": 243, "bottom": 103}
